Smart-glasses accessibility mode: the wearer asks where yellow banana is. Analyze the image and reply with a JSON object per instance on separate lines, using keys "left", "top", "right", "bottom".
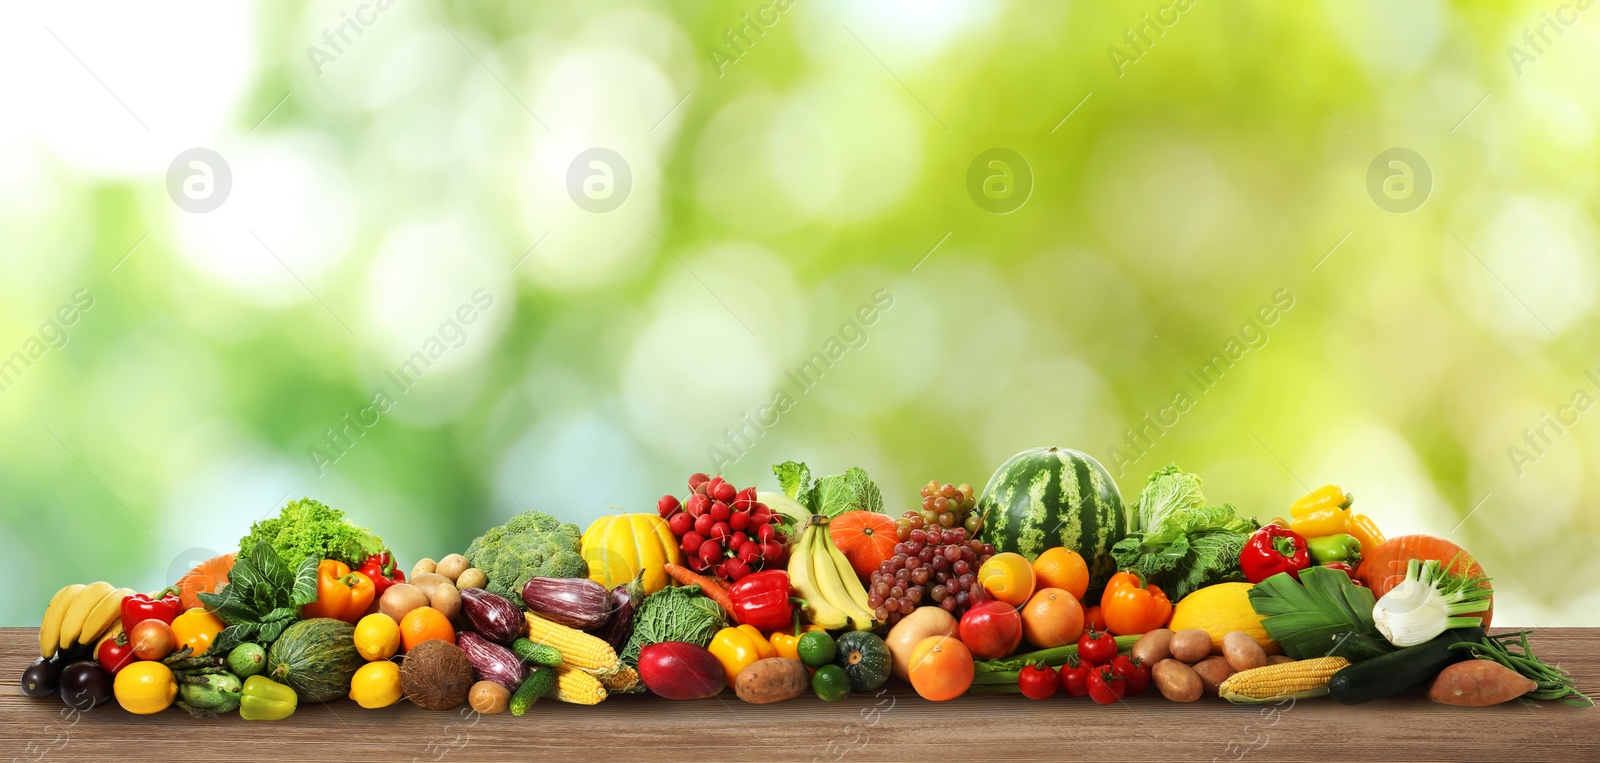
{"left": 788, "top": 524, "right": 849, "bottom": 630}
{"left": 821, "top": 530, "right": 873, "bottom": 612}
{"left": 40, "top": 583, "right": 85, "bottom": 658}
{"left": 810, "top": 527, "right": 876, "bottom": 630}
{"left": 79, "top": 587, "right": 133, "bottom": 645}
{"left": 59, "top": 581, "right": 114, "bottom": 649}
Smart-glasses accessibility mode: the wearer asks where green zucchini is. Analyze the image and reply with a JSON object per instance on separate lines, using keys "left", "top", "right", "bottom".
{"left": 1328, "top": 628, "right": 1484, "bottom": 705}
{"left": 1327, "top": 631, "right": 1396, "bottom": 663}
{"left": 509, "top": 667, "right": 557, "bottom": 716}
{"left": 510, "top": 638, "right": 563, "bottom": 668}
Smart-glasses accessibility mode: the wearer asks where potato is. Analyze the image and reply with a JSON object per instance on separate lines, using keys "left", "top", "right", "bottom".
{"left": 379, "top": 583, "right": 429, "bottom": 624}
{"left": 411, "top": 572, "right": 452, "bottom": 599}
{"left": 411, "top": 558, "right": 437, "bottom": 579}
{"left": 436, "top": 554, "right": 469, "bottom": 582}
{"left": 1192, "top": 655, "right": 1236, "bottom": 695}
{"left": 429, "top": 583, "right": 462, "bottom": 621}
{"left": 469, "top": 681, "right": 510, "bottom": 715}
{"left": 1266, "top": 655, "right": 1294, "bottom": 666}
{"left": 1169, "top": 629, "right": 1213, "bottom": 664}
{"left": 734, "top": 658, "right": 809, "bottom": 704}
{"left": 456, "top": 568, "right": 487, "bottom": 590}
{"left": 1131, "top": 629, "right": 1175, "bottom": 666}
{"left": 1223, "top": 631, "right": 1267, "bottom": 672}
{"left": 1152, "top": 659, "right": 1203, "bottom": 703}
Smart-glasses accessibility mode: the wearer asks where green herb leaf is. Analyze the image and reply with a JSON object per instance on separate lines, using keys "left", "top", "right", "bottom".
{"left": 290, "top": 556, "right": 320, "bottom": 606}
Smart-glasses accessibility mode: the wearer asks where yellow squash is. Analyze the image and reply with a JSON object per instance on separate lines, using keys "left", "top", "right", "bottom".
{"left": 580, "top": 513, "right": 682, "bottom": 594}
{"left": 1168, "top": 582, "right": 1278, "bottom": 653}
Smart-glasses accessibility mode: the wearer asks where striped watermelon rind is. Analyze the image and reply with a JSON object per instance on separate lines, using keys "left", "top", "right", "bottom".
{"left": 976, "top": 447, "right": 1131, "bottom": 600}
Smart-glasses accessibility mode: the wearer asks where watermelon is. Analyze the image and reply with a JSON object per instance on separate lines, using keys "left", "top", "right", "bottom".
{"left": 976, "top": 447, "right": 1131, "bottom": 600}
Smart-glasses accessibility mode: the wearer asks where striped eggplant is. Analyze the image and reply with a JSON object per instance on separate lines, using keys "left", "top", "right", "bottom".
{"left": 976, "top": 446, "right": 1131, "bottom": 601}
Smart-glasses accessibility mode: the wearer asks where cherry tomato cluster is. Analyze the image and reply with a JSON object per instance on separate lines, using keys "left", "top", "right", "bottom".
{"left": 657, "top": 473, "right": 788, "bottom": 582}
{"left": 1016, "top": 626, "right": 1150, "bottom": 703}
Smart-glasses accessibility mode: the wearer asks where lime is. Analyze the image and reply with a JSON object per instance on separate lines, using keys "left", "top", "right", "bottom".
{"left": 797, "top": 631, "right": 837, "bottom": 669}
{"left": 812, "top": 664, "right": 851, "bottom": 702}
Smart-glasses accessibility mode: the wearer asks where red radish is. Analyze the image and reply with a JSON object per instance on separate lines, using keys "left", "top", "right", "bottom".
{"left": 689, "top": 473, "right": 710, "bottom": 491}
{"left": 729, "top": 512, "right": 750, "bottom": 531}
{"left": 698, "top": 539, "right": 723, "bottom": 564}
{"left": 730, "top": 531, "right": 748, "bottom": 549}
{"left": 668, "top": 512, "right": 694, "bottom": 536}
{"left": 712, "top": 481, "right": 737, "bottom": 502}
{"left": 657, "top": 495, "right": 680, "bottom": 516}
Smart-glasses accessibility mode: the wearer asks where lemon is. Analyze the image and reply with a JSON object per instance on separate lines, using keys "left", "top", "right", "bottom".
{"left": 348, "top": 660, "right": 402, "bottom": 709}
{"left": 353, "top": 613, "right": 401, "bottom": 661}
{"left": 114, "top": 661, "right": 177, "bottom": 715}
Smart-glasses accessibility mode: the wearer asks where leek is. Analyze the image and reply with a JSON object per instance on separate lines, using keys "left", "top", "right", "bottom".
{"left": 1372, "top": 556, "right": 1493, "bottom": 648}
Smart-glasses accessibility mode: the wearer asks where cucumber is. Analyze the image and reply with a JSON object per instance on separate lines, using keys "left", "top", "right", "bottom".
{"left": 1328, "top": 628, "right": 1484, "bottom": 704}
{"left": 510, "top": 638, "right": 563, "bottom": 668}
{"left": 1327, "top": 631, "right": 1396, "bottom": 663}
{"left": 510, "top": 667, "right": 557, "bottom": 716}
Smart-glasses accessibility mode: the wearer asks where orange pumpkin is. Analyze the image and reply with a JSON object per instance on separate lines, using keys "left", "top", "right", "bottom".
{"left": 175, "top": 552, "right": 236, "bottom": 611}
{"left": 1358, "top": 535, "right": 1492, "bottom": 628}
{"left": 829, "top": 511, "right": 898, "bottom": 579}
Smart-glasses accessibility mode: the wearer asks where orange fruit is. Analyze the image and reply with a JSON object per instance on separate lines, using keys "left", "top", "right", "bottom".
{"left": 908, "top": 635, "right": 973, "bottom": 702}
{"left": 1032, "top": 547, "right": 1090, "bottom": 601}
{"left": 977, "top": 552, "right": 1036, "bottom": 607}
{"left": 399, "top": 606, "right": 455, "bottom": 652}
{"left": 1020, "top": 587, "right": 1085, "bottom": 648}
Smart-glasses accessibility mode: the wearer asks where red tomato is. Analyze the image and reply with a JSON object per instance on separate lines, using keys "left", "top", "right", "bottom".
{"left": 958, "top": 600, "right": 1023, "bottom": 660}
{"left": 96, "top": 634, "right": 136, "bottom": 675}
{"left": 1087, "top": 665, "right": 1126, "bottom": 705}
{"left": 1059, "top": 656, "right": 1092, "bottom": 698}
{"left": 1084, "top": 604, "right": 1108, "bottom": 632}
{"left": 1111, "top": 654, "right": 1150, "bottom": 696}
{"left": 1017, "top": 663, "right": 1059, "bottom": 700}
{"left": 1077, "top": 626, "right": 1117, "bottom": 665}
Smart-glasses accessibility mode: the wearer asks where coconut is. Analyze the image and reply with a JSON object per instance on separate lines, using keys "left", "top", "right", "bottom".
{"left": 401, "top": 639, "right": 474, "bottom": 711}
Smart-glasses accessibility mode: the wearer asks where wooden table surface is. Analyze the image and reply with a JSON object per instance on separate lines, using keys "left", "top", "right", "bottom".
{"left": 2, "top": 627, "right": 1595, "bottom": 763}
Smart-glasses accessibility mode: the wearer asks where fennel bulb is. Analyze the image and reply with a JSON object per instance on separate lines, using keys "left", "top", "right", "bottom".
{"left": 1372, "top": 557, "right": 1493, "bottom": 647}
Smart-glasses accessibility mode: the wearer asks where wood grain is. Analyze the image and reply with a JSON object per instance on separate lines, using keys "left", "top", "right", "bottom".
{"left": 2, "top": 628, "right": 1595, "bottom": 763}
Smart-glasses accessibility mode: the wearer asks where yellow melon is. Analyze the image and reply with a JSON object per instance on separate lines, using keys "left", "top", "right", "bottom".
{"left": 580, "top": 513, "right": 682, "bottom": 595}
{"left": 1167, "top": 582, "right": 1279, "bottom": 654}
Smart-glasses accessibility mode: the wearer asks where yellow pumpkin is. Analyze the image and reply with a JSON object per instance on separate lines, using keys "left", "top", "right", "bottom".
{"left": 1168, "top": 582, "right": 1279, "bottom": 654}
{"left": 581, "top": 513, "right": 682, "bottom": 594}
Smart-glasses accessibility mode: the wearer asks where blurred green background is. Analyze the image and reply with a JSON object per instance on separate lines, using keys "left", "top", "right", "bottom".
{"left": 3, "top": 0, "right": 1598, "bottom": 626}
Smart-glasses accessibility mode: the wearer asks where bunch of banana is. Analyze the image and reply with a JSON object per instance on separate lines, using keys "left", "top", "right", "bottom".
{"left": 40, "top": 582, "right": 134, "bottom": 659}
{"left": 787, "top": 517, "right": 878, "bottom": 631}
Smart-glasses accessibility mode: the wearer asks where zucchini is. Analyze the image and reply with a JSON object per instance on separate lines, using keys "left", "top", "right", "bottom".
{"left": 510, "top": 638, "right": 563, "bottom": 668}
{"left": 1328, "top": 628, "right": 1484, "bottom": 704}
{"left": 1327, "top": 631, "right": 1396, "bottom": 663}
{"left": 509, "top": 667, "right": 557, "bottom": 716}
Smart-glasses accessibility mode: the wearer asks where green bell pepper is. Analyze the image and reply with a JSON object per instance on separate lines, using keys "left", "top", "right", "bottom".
{"left": 1306, "top": 533, "right": 1362, "bottom": 566}
{"left": 239, "top": 675, "right": 297, "bottom": 721}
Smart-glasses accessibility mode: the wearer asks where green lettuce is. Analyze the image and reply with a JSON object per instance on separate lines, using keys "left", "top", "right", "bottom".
{"left": 1110, "top": 465, "right": 1259, "bottom": 602}
{"left": 773, "top": 462, "right": 883, "bottom": 518}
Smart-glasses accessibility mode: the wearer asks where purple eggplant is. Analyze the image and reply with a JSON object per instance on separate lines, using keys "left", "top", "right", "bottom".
{"left": 521, "top": 577, "right": 611, "bottom": 630}
{"left": 460, "top": 588, "right": 524, "bottom": 644}
{"left": 591, "top": 572, "right": 645, "bottom": 652}
{"left": 457, "top": 631, "right": 528, "bottom": 690}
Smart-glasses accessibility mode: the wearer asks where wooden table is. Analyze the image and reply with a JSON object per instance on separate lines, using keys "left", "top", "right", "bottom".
{"left": 2, "top": 628, "right": 1595, "bottom": 762}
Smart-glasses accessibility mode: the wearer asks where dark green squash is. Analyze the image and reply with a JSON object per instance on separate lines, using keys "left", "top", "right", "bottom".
{"left": 266, "top": 618, "right": 362, "bottom": 702}
{"left": 833, "top": 631, "right": 891, "bottom": 693}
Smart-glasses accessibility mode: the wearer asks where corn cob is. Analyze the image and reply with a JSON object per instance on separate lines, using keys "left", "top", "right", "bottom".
{"left": 549, "top": 664, "right": 609, "bottom": 705}
{"left": 523, "top": 613, "right": 620, "bottom": 673}
{"left": 598, "top": 664, "right": 643, "bottom": 694}
{"left": 1219, "top": 656, "right": 1350, "bottom": 704}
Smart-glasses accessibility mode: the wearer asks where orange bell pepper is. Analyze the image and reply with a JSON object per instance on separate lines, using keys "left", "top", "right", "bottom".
{"left": 1101, "top": 570, "right": 1172, "bottom": 636}
{"left": 300, "top": 560, "right": 375, "bottom": 624}
{"left": 707, "top": 624, "right": 777, "bottom": 689}
{"left": 170, "top": 607, "right": 225, "bottom": 656}
{"left": 1347, "top": 513, "right": 1386, "bottom": 561}
{"left": 769, "top": 620, "right": 824, "bottom": 661}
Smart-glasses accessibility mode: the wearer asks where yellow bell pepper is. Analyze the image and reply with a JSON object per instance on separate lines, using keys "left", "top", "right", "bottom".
{"left": 1288, "top": 485, "right": 1352, "bottom": 538}
{"left": 170, "top": 607, "right": 225, "bottom": 656}
{"left": 769, "top": 623, "right": 825, "bottom": 661}
{"left": 707, "top": 625, "right": 776, "bottom": 689}
{"left": 1347, "top": 513, "right": 1386, "bottom": 562}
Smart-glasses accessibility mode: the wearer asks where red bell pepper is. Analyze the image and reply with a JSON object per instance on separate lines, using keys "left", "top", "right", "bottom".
{"left": 1241, "top": 524, "right": 1311, "bottom": 583}
{"left": 121, "top": 586, "right": 183, "bottom": 628}
{"left": 357, "top": 552, "right": 405, "bottom": 598}
{"left": 1321, "top": 561, "right": 1365, "bottom": 586}
{"left": 726, "top": 570, "right": 793, "bottom": 633}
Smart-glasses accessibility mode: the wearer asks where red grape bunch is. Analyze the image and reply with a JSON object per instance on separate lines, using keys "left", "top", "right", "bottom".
{"left": 869, "top": 513, "right": 996, "bottom": 627}
{"left": 658, "top": 473, "right": 786, "bottom": 583}
{"left": 914, "top": 480, "right": 982, "bottom": 534}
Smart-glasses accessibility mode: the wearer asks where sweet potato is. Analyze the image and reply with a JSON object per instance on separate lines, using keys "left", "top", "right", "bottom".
{"left": 735, "top": 658, "right": 809, "bottom": 704}
{"left": 1429, "top": 660, "right": 1536, "bottom": 707}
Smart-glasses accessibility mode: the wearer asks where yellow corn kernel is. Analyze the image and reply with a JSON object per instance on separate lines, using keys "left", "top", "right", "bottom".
{"left": 550, "top": 665, "right": 609, "bottom": 705}
{"left": 598, "top": 664, "right": 642, "bottom": 694}
{"left": 523, "top": 613, "right": 619, "bottom": 673}
{"left": 1219, "top": 656, "right": 1350, "bottom": 704}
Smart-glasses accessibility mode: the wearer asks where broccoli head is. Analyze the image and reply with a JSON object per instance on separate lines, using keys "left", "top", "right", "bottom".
{"left": 465, "top": 509, "right": 588, "bottom": 602}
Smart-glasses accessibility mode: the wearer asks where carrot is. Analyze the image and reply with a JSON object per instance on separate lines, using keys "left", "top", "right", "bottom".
{"left": 1357, "top": 535, "right": 1494, "bottom": 627}
{"left": 664, "top": 563, "right": 736, "bottom": 617}
{"left": 1429, "top": 660, "right": 1536, "bottom": 706}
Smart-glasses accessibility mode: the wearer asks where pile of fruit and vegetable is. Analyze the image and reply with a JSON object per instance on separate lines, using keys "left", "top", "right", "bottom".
{"left": 20, "top": 448, "right": 1590, "bottom": 719}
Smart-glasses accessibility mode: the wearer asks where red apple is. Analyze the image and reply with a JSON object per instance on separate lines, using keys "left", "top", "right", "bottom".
{"left": 959, "top": 600, "right": 1023, "bottom": 660}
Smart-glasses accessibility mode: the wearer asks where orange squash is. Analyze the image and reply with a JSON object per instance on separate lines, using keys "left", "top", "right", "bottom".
{"left": 1358, "top": 535, "right": 1492, "bottom": 628}
{"left": 829, "top": 511, "right": 898, "bottom": 579}
{"left": 175, "top": 552, "right": 236, "bottom": 611}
